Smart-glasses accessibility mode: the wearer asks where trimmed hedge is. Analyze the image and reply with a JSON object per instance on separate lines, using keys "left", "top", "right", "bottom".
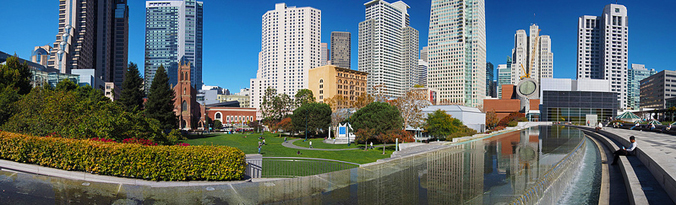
{"left": 0, "top": 131, "right": 246, "bottom": 181}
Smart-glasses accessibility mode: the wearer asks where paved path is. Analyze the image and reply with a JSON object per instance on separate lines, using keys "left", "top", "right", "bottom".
{"left": 281, "top": 139, "right": 360, "bottom": 151}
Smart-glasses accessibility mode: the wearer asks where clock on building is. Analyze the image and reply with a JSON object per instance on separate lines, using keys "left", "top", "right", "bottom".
{"left": 517, "top": 78, "right": 538, "bottom": 98}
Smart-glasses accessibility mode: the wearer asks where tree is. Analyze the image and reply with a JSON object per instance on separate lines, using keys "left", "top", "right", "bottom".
{"left": 145, "top": 65, "right": 177, "bottom": 130}
{"left": 0, "top": 56, "right": 32, "bottom": 95}
{"left": 260, "top": 87, "right": 294, "bottom": 127}
{"left": 377, "top": 129, "right": 411, "bottom": 154}
{"left": 351, "top": 102, "right": 402, "bottom": 145}
{"left": 291, "top": 103, "right": 332, "bottom": 137}
{"left": 485, "top": 109, "right": 499, "bottom": 130}
{"left": 325, "top": 94, "right": 349, "bottom": 111}
{"left": 390, "top": 89, "right": 431, "bottom": 131}
{"left": 0, "top": 87, "right": 19, "bottom": 126}
{"left": 213, "top": 120, "right": 223, "bottom": 130}
{"left": 119, "top": 62, "right": 145, "bottom": 112}
{"left": 424, "top": 109, "right": 456, "bottom": 140}
{"left": 1, "top": 87, "right": 167, "bottom": 143}
{"left": 371, "top": 84, "right": 388, "bottom": 102}
{"left": 55, "top": 78, "right": 78, "bottom": 92}
{"left": 353, "top": 92, "right": 374, "bottom": 109}
{"left": 248, "top": 121, "right": 264, "bottom": 132}
{"left": 277, "top": 117, "right": 294, "bottom": 137}
{"left": 260, "top": 87, "right": 277, "bottom": 124}
{"left": 424, "top": 109, "right": 476, "bottom": 140}
{"left": 295, "top": 89, "right": 316, "bottom": 107}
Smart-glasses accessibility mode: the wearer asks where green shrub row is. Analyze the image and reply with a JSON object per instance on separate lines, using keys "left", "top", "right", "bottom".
{"left": 0, "top": 131, "right": 246, "bottom": 181}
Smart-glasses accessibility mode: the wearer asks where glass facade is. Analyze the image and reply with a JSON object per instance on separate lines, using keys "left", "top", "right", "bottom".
{"left": 541, "top": 91, "right": 618, "bottom": 124}
{"left": 144, "top": 0, "right": 203, "bottom": 93}
{"left": 627, "top": 65, "right": 656, "bottom": 110}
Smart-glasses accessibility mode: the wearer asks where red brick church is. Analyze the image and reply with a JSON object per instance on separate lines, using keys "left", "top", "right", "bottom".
{"left": 172, "top": 60, "right": 258, "bottom": 130}
{"left": 173, "top": 60, "right": 205, "bottom": 130}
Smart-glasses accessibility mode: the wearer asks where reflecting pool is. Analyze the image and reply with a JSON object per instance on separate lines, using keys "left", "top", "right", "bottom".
{"left": 0, "top": 126, "right": 594, "bottom": 204}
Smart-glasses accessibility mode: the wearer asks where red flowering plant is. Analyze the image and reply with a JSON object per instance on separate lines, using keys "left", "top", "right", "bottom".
{"left": 176, "top": 143, "right": 190, "bottom": 146}
{"left": 89, "top": 138, "right": 116, "bottom": 143}
{"left": 122, "top": 138, "right": 158, "bottom": 146}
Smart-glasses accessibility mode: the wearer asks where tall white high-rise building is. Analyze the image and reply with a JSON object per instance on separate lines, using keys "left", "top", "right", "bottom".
{"left": 577, "top": 4, "right": 628, "bottom": 109}
{"left": 250, "top": 3, "right": 321, "bottom": 110}
{"left": 510, "top": 24, "right": 553, "bottom": 93}
{"left": 358, "top": 0, "right": 419, "bottom": 98}
{"left": 428, "top": 0, "right": 486, "bottom": 107}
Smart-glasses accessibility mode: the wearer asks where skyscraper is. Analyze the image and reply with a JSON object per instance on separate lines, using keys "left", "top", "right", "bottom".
{"left": 428, "top": 0, "right": 486, "bottom": 107}
{"left": 628, "top": 64, "right": 656, "bottom": 110}
{"left": 144, "top": 0, "right": 203, "bottom": 93}
{"left": 486, "top": 62, "right": 494, "bottom": 97}
{"left": 250, "top": 3, "right": 321, "bottom": 110}
{"left": 418, "top": 59, "right": 428, "bottom": 87}
{"left": 497, "top": 58, "right": 512, "bottom": 99}
{"left": 577, "top": 4, "right": 628, "bottom": 109}
{"left": 330, "top": 31, "right": 351, "bottom": 69}
{"left": 358, "top": 0, "right": 419, "bottom": 98}
{"left": 320, "top": 43, "right": 330, "bottom": 66}
{"left": 49, "top": 0, "right": 128, "bottom": 90}
{"left": 420, "top": 46, "right": 428, "bottom": 62}
{"left": 110, "top": 0, "right": 129, "bottom": 88}
{"left": 510, "top": 24, "right": 553, "bottom": 96}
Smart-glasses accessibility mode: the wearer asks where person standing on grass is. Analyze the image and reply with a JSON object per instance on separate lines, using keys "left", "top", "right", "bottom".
{"left": 284, "top": 137, "right": 287, "bottom": 143}
{"left": 258, "top": 144, "right": 262, "bottom": 154}
{"left": 309, "top": 140, "right": 313, "bottom": 148}
{"left": 612, "top": 136, "right": 637, "bottom": 165}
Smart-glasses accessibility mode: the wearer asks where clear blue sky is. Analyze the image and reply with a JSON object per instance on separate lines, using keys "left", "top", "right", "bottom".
{"left": 1, "top": 0, "right": 674, "bottom": 91}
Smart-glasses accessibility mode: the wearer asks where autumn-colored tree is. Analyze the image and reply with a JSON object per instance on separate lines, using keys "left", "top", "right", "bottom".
{"left": 485, "top": 109, "right": 499, "bottom": 130}
{"left": 371, "top": 84, "right": 388, "bottom": 102}
{"left": 376, "top": 129, "right": 412, "bottom": 154}
{"left": 355, "top": 128, "right": 376, "bottom": 151}
{"left": 276, "top": 117, "right": 293, "bottom": 137}
{"left": 391, "top": 89, "right": 431, "bottom": 130}
{"left": 325, "top": 94, "right": 349, "bottom": 111}
{"left": 353, "top": 92, "right": 374, "bottom": 109}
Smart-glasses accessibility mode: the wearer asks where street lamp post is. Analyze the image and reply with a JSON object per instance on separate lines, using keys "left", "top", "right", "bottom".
{"left": 347, "top": 109, "right": 352, "bottom": 146}
{"left": 305, "top": 108, "right": 308, "bottom": 142}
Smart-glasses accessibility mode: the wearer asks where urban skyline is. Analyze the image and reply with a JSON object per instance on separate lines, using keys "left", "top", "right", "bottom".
{"left": 1, "top": 0, "right": 674, "bottom": 92}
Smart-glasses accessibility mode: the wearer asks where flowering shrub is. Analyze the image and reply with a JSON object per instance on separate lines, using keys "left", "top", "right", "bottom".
{"left": 176, "top": 143, "right": 190, "bottom": 146}
{"left": 122, "top": 138, "right": 157, "bottom": 146}
{"left": 0, "top": 131, "right": 246, "bottom": 181}
{"left": 89, "top": 137, "right": 117, "bottom": 143}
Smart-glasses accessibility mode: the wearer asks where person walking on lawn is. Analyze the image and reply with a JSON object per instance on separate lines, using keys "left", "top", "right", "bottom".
{"left": 612, "top": 136, "right": 637, "bottom": 165}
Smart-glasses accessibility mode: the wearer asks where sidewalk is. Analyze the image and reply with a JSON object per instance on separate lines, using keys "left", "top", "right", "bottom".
{"left": 280, "top": 139, "right": 360, "bottom": 151}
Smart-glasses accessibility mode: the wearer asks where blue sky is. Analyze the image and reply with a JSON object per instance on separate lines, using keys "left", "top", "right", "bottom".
{"left": 1, "top": 0, "right": 674, "bottom": 92}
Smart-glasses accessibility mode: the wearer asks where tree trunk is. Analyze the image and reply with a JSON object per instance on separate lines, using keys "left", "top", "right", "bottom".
{"left": 364, "top": 140, "right": 368, "bottom": 151}
{"left": 382, "top": 143, "right": 386, "bottom": 155}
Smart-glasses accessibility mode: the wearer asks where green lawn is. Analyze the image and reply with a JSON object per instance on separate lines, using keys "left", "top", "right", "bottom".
{"left": 291, "top": 138, "right": 365, "bottom": 149}
{"left": 181, "top": 132, "right": 394, "bottom": 164}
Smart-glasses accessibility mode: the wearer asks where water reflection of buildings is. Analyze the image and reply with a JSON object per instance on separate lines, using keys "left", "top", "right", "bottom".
{"left": 426, "top": 140, "right": 485, "bottom": 204}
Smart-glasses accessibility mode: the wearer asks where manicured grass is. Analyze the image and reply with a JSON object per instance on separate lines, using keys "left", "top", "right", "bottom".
{"left": 181, "top": 132, "right": 394, "bottom": 164}
{"left": 292, "top": 138, "right": 365, "bottom": 149}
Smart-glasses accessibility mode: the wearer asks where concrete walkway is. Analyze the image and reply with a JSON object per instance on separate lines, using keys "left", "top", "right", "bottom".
{"left": 281, "top": 139, "right": 360, "bottom": 151}
{"left": 599, "top": 127, "right": 676, "bottom": 204}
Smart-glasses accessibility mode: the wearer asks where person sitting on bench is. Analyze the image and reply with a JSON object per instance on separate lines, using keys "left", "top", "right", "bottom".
{"left": 595, "top": 122, "right": 603, "bottom": 131}
{"left": 612, "top": 136, "right": 637, "bottom": 165}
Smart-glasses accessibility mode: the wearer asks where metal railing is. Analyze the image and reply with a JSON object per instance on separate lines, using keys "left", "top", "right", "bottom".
{"left": 256, "top": 157, "right": 359, "bottom": 178}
